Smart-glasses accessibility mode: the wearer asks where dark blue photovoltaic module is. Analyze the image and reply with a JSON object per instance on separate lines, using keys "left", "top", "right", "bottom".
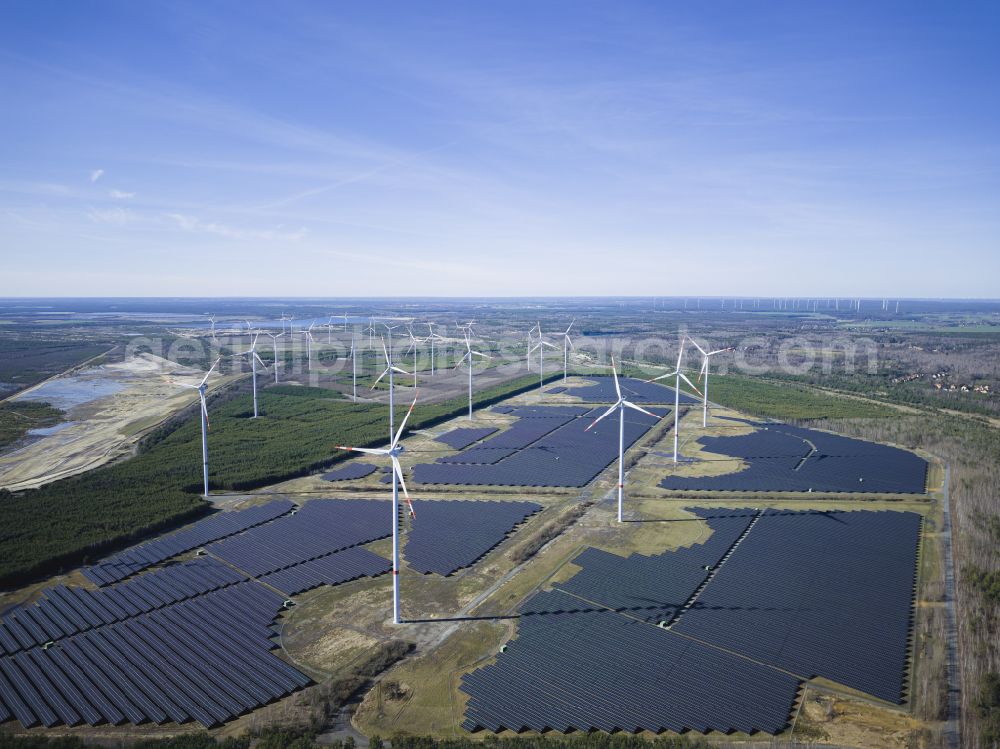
{"left": 83, "top": 500, "right": 295, "bottom": 586}
{"left": 404, "top": 500, "right": 542, "bottom": 575}
{"left": 460, "top": 507, "right": 920, "bottom": 734}
{"left": 659, "top": 420, "right": 927, "bottom": 493}
{"left": 0, "top": 583, "right": 310, "bottom": 729}
{"left": 434, "top": 427, "right": 499, "bottom": 450}
{"left": 413, "top": 405, "right": 666, "bottom": 487}
{"left": 206, "top": 499, "right": 388, "bottom": 576}
{"left": 321, "top": 463, "right": 377, "bottom": 482}
{"left": 563, "top": 376, "right": 698, "bottom": 404}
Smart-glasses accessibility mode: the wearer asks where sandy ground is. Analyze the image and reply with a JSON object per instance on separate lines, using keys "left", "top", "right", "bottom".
{"left": 0, "top": 353, "right": 223, "bottom": 491}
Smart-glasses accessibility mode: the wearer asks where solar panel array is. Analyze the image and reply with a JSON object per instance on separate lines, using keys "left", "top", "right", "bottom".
{"left": 672, "top": 509, "right": 921, "bottom": 703}
{"left": 554, "top": 509, "right": 757, "bottom": 623}
{"left": 0, "top": 558, "right": 245, "bottom": 655}
{"left": 659, "top": 421, "right": 928, "bottom": 494}
{"left": 321, "top": 462, "right": 377, "bottom": 482}
{"left": 413, "top": 405, "right": 666, "bottom": 487}
{"left": 545, "top": 386, "right": 567, "bottom": 394}
{"left": 259, "top": 546, "right": 390, "bottom": 596}
{"left": 461, "top": 588, "right": 799, "bottom": 734}
{"left": 562, "top": 376, "right": 698, "bottom": 405}
{"left": 0, "top": 582, "right": 310, "bottom": 728}
{"left": 206, "top": 499, "right": 388, "bottom": 577}
{"left": 434, "top": 427, "right": 499, "bottom": 450}
{"left": 83, "top": 500, "right": 295, "bottom": 585}
{"left": 404, "top": 500, "right": 542, "bottom": 575}
{"left": 461, "top": 507, "right": 920, "bottom": 734}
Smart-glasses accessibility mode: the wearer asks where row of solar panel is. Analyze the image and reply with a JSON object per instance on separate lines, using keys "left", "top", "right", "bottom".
{"left": 562, "top": 376, "right": 698, "bottom": 405}
{"left": 461, "top": 589, "right": 799, "bottom": 735}
{"left": 259, "top": 546, "right": 390, "bottom": 596}
{"left": 321, "top": 462, "right": 377, "bottom": 482}
{"left": 660, "top": 422, "right": 928, "bottom": 494}
{"left": 671, "top": 509, "right": 921, "bottom": 703}
{"left": 404, "top": 500, "right": 542, "bottom": 575}
{"left": 0, "top": 557, "right": 246, "bottom": 656}
{"left": 413, "top": 407, "right": 666, "bottom": 487}
{"left": 83, "top": 500, "right": 295, "bottom": 586}
{"left": 434, "top": 427, "right": 500, "bottom": 450}
{"left": 206, "top": 499, "right": 389, "bottom": 577}
{"left": 0, "top": 583, "right": 310, "bottom": 728}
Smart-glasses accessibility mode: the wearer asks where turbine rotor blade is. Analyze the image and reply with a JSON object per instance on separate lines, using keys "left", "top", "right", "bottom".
{"left": 623, "top": 400, "right": 658, "bottom": 419}
{"left": 678, "top": 371, "right": 703, "bottom": 396}
{"left": 335, "top": 445, "right": 388, "bottom": 456}
{"left": 392, "top": 392, "right": 419, "bottom": 448}
{"left": 392, "top": 456, "right": 416, "bottom": 518}
{"left": 585, "top": 402, "right": 619, "bottom": 432}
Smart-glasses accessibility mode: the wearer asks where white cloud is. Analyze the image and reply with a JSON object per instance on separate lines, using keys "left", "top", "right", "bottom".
{"left": 90, "top": 169, "right": 104, "bottom": 183}
{"left": 87, "top": 206, "right": 136, "bottom": 225}
{"left": 164, "top": 212, "right": 307, "bottom": 241}
{"left": 109, "top": 189, "right": 135, "bottom": 199}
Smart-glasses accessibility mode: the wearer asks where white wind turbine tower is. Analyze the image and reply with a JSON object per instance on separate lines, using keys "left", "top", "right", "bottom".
{"left": 688, "top": 340, "right": 734, "bottom": 427}
{"left": 585, "top": 356, "right": 659, "bottom": 523}
{"left": 373, "top": 332, "right": 412, "bottom": 436}
{"left": 206, "top": 314, "right": 217, "bottom": 341}
{"left": 529, "top": 323, "right": 557, "bottom": 389}
{"left": 646, "top": 338, "right": 702, "bottom": 463}
{"left": 326, "top": 315, "right": 337, "bottom": 344}
{"left": 236, "top": 333, "right": 269, "bottom": 418}
{"left": 404, "top": 325, "right": 426, "bottom": 386}
{"left": 179, "top": 357, "right": 222, "bottom": 497}
{"left": 336, "top": 393, "right": 419, "bottom": 625}
{"left": 457, "top": 330, "right": 491, "bottom": 419}
{"left": 427, "top": 322, "right": 443, "bottom": 375}
{"left": 264, "top": 331, "right": 284, "bottom": 384}
{"left": 561, "top": 319, "right": 575, "bottom": 383}
{"left": 525, "top": 324, "right": 538, "bottom": 371}
{"left": 301, "top": 321, "right": 317, "bottom": 371}
{"left": 349, "top": 330, "right": 358, "bottom": 400}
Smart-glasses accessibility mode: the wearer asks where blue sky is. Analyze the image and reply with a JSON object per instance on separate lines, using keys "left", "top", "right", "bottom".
{"left": 1, "top": 1, "right": 998, "bottom": 297}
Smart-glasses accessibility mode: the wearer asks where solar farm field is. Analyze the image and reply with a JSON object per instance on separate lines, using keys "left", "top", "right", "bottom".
{"left": 0, "top": 497, "right": 407, "bottom": 730}
{"left": 658, "top": 418, "right": 928, "bottom": 494}
{"left": 460, "top": 508, "right": 922, "bottom": 734}
{"left": 412, "top": 405, "right": 667, "bottom": 487}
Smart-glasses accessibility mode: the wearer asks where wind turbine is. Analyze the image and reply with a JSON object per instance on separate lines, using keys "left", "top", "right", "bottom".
{"left": 264, "top": 331, "right": 284, "bottom": 384}
{"left": 646, "top": 338, "right": 702, "bottom": 463}
{"left": 335, "top": 393, "right": 419, "bottom": 625}
{"left": 525, "top": 324, "right": 538, "bottom": 371}
{"left": 427, "top": 322, "right": 443, "bottom": 375}
{"left": 561, "top": 319, "right": 575, "bottom": 383}
{"left": 457, "top": 330, "right": 490, "bottom": 419}
{"left": 301, "top": 321, "right": 317, "bottom": 371}
{"left": 206, "top": 314, "right": 217, "bottom": 341}
{"left": 180, "top": 357, "right": 222, "bottom": 497}
{"left": 529, "top": 324, "right": 557, "bottom": 389}
{"left": 585, "top": 356, "right": 659, "bottom": 523}
{"left": 688, "top": 340, "right": 734, "bottom": 427}
{"left": 326, "top": 315, "right": 337, "bottom": 344}
{"left": 236, "top": 333, "right": 269, "bottom": 418}
{"left": 373, "top": 333, "right": 412, "bottom": 436}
